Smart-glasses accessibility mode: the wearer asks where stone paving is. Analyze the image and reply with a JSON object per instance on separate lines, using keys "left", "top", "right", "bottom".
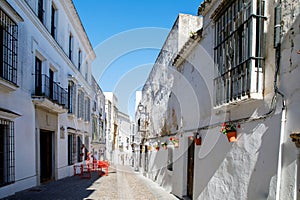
{"left": 3, "top": 165, "right": 178, "bottom": 200}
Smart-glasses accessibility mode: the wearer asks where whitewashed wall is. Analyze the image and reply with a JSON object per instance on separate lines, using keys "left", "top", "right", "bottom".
{"left": 0, "top": 0, "right": 96, "bottom": 198}
{"left": 140, "top": 1, "right": 300, "bottom": 199}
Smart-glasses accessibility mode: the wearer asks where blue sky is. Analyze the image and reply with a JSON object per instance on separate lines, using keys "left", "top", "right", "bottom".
{"left": 73, "top": 0, "right": 202, "bottom": 118}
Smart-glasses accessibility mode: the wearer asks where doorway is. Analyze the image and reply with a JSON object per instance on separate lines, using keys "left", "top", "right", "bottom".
{"left": 40, "top": 130, "right": 54, "bottom": 183}
{"left": 187, "top": 139, "right": 195, "bottom": 199}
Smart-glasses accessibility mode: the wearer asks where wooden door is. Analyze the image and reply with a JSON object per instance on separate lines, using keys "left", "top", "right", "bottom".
{"left": 187, "top": 139, "right": 194, "bottom": 199}
{"left": 40, "top": 130, "right": 53, "bottom": 183}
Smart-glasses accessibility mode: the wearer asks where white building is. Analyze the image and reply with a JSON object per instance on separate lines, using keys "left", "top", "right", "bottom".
{"left": 91, "top": 76, "right": 106, "bottom": 161}
{"left": 0, "top": 0, "right": 102, "bottom": 198}
{"left": 139, "top": 1, "right": 300, "bottom": 200}
{"left": 117, "top": 111, "right": 132, "bottom": 165}
{"left": 104, "top": 92, "right": 118, "bottom": 163}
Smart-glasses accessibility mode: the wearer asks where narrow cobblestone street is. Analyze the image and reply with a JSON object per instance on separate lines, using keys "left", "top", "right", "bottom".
{"left": 3, "top": 165, "right": 178, "bottom": 200}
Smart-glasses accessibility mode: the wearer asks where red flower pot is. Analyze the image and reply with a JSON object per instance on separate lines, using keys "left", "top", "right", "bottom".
{"left": 226, "top": 131, "right": 237, "bottom": 142}
{"left": 195, "top": 138, "right": 201, "bottom": 145}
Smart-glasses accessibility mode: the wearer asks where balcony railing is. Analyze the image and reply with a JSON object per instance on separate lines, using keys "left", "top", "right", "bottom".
{"left": 33, "top": 74, "right": 68, "bottom": 109}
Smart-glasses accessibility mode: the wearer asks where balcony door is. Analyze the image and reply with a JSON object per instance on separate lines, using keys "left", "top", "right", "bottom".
{"left": 49, "top": 69, "right": 54, "bottom": 99}
{"left": 35, "top": 57, "right": 42, "bottom": 95}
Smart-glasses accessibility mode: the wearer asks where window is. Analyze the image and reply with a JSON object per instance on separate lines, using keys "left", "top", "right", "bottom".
{"left": 68, "top": 33, "right": 73, "bottom": 61}
{"left": 213, "top": 0, "right": 265, "bottom": 106}
{"left": 92, "top": 117, "right": 97, "bottom": 141}
{"left": 77, "top": 136, "right": 82, "bottom": 162}
{"left": 84, "top": 98, "right": 90, "bottom": 122}
{"left": 78, "top": 50, "right": 81, "bottom": 70}
{"left": 68, "top": 81, "right": 76, "bottom": 114}
{"left": 37, "top": 0, "right": 44, "bottom": 23}
{"left": 167, "top": 147, "right": 173, "bottom": 171}
{"left": 68, "top": 134, "right": 76, "bottom": 165}
{"left": 0, "top": 118, "right": 15, "bottom": 186}
{"left": 77, "top": 90, "right": 84, "bottom": 119}
{"left": 84, "top": 136, "right": 89, "bottom": 160}
{"left": 35, "top": 57, "right": 42, "bottom": 95}
{"left": 0, "top": 9, "right": 18, "bottom": 85}
{"left": 51, "top": 3, "right": 57, "bottom": 38}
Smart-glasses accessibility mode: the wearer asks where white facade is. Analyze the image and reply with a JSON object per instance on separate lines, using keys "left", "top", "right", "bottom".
{"left": 90, "top": 76, "right": 106, "bottom": 161}
{"left": 104, "top": 92, "right": 118, "bottom": 163}
{"left": 0, "top": 0, "right": 102, "bottom": 198}
{"left": 117, "top": 111, "right": 132, "bottom": 165}
{"left": 138, "top": 1, "right": 300, "bottom": 200}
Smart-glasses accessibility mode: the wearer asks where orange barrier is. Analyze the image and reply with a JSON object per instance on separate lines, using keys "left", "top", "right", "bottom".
{"left": 98, "top": 161, "right": 110, "bottom": 176}
{"left": 73, "top": 160, "right": 109, "bottom": 179}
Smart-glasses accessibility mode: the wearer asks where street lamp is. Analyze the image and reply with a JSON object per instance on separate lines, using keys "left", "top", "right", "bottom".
{"left": 137, "top": 102, "right": 149, "bottom": 172}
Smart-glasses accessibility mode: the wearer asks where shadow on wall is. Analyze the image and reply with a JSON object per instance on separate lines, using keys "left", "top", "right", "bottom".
{"left": 147, "top": 147, "right": 172, "bottom": 191}
{"left": 194, "top": 113, "right": 282, "bottom": 199}
{"left": 247, "top": 114, "right": 281, "bottom": 199}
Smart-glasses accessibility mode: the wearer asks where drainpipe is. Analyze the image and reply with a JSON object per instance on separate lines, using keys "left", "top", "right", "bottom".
{"left": 274, "top": 1, "right": 287, "bottom": 199}
{"left": 276, "top": 105, "right": 286, "bottom": 200}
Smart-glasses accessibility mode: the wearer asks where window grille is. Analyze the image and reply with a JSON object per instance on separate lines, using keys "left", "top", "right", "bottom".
{"left": 84, "top": 98, "right": 90, "bottom": 122}
{"left": 68, "top": 81, "right": 76, "bottom": 114}
{"left": 37, "top": 0, "right": 44, "bottom": 23}
{"left": 77, "top": 91, "right": 84, "bottom": 119}
{"left": 68, "top": 134, "right": 76, "bottom": 165}
{"left": 77, "top": 136, "right": 82, "bottom": 162}
{"left": 51, "top": 4, "right": 56, "bottom": 38}
{"left": 78, "top": 50, "right": 82, "bottom": 70}
{"left": 0, "top": 118, "right": 15, "bottom": 186}
{"left": 0, "top": 9, "right": 18, "bottom": 85}
{"left": 214, "top": 0, "right": 266, "bottom": 106}
{"left": 68, "top": 34, "right": 73, "bottom": 61}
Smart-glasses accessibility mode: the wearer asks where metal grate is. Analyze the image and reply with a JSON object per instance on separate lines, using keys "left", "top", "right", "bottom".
{"left": 68, "top": 134, "right": 77, "bottom": 165}
{"left": 0, "top": 118, "right": 15, "bottom": 186}
{"left": 214, "top": 0, "right": 266, "bottom": 106}
{"left": 0, "top": 9, "right": 18, "bottom": 85}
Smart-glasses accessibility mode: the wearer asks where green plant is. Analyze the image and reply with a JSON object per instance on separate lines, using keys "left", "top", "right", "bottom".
{"left": 170, "top": 137, "right": 179, "bottom": 144}
{"left": 161, "top": 141, "right": 167, "bottom": 146}
{"left": 220, "top": 122, "right": 236, "bottom": 134}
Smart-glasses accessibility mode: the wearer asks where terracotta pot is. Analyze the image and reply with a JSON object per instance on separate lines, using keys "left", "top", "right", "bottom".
{"left": 195, "top": 138, "right": 201, "bottom": 145}
{"left": 162, "top": 145, "right": 167, "bottom": 150}
{"left": 174, "top": 143, "right": 179, "bottom": 148}
{"left": 226, "top": 131, "right": 237, "bottom": 142}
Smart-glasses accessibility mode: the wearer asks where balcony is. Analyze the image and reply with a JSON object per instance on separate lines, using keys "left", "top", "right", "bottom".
{"left": 32, "top": 74, "right": 68, "bottom": 113}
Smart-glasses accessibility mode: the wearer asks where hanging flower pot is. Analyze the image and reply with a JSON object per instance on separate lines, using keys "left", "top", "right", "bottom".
{"left": 195, "top": 137, "right": 201, "bottom": 145}
{"left": 170, "top": 137, "right": 179, "bottom": 148}
{"left": 161, "top": 142, "right": 168, "bottom": 149}
{"left": 194, "top": 133, "right": 201, "bottom": 145}
{"left": 220, "top": 122, "right": 238, "bottom": 142}
{"left": 226, "top": 131, "right": 237, "bottom": 142}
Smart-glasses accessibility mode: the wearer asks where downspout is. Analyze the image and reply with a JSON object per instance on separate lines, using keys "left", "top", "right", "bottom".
{"left": 274, "top": 1, "right": 287, "bottom": 199}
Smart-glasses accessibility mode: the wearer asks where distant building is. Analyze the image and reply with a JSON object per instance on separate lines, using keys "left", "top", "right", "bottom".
{"left": 104, "top": 92, "right": 118, "bottom": 163}
{"left": 117, "top": 111, "right": 132, "bottom": 165}
{"left": 91, "top": 76, "right": 106, "bottom": 161}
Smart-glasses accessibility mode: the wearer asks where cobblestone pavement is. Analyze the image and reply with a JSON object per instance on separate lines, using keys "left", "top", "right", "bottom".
{"left": 3, "top": 165, "right": 178, "bottom": 200}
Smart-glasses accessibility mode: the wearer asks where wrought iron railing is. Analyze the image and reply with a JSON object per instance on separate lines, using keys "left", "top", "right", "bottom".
{"left": 33, "top": 74, "right": 68, "bottom": 109}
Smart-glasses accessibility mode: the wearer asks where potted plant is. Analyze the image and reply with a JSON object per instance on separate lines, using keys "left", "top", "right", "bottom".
{"left": 154, "top": 144, "right": 160, "bottom": 151}
{"left": 220, "top": 122, "right": 237, "bottom": 142}
{"left": 170, "top": 137, "right": 179, "bottom": 148}
{"left": 161, "top": 141, "right": 168, "bottom": 149}
{"left": 194, "top": 134, "right": 201, "bottom": 146}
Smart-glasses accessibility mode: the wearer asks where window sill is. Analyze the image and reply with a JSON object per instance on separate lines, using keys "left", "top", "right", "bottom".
{"left": 214, "top": 92, "right": 263, "bottom": 110}
{"left": 0, "top": 78, "right": 18, "bottom": 93}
